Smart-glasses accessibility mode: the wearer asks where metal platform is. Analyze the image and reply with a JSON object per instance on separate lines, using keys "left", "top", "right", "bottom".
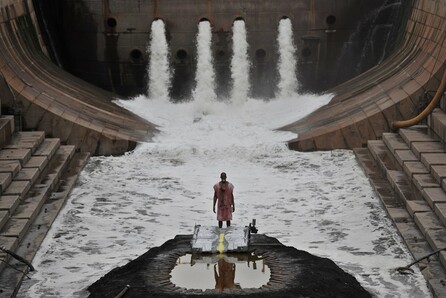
{"left": 191, "top": 225, "right": 249, "bottom": 253}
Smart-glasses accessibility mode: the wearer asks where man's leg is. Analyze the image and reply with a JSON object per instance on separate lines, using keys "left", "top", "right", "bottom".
{"left": 218, "top": 221, "right": 223, "bottom": 228}
{"left": 226, "top": 221, "right": 231, "bottom": 227}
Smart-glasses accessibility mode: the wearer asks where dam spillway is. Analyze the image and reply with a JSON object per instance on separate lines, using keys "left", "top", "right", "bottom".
{"left": 1, "top": 1, "right": 446, "bottom": 297}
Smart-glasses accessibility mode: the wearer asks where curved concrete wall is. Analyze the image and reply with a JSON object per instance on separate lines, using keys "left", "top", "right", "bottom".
{"left": 285, "top": 0, "right": 446, "bottom": 151}
{"left": 0, "top": 0, "right": 157, "bottom": 155}
{"left": 0, "top": 0, "right": 443, "bottom": 154}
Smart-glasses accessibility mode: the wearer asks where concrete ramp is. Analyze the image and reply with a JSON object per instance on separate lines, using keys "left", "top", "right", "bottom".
{"left": 284, "top": 1, "right": 446, "bottom": 151}
{"left": 0, "top": 2, "right": 157, "bottom": 155}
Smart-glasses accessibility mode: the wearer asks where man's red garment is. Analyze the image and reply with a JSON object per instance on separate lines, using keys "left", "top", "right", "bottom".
{"left": 213, "top": 181, "right": 234, "bottom": 221}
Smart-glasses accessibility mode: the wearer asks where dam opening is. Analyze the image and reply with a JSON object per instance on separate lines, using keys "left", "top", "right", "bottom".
{"left": 146, "top": 17, "right": 298, "bottom": 103}
{"left": 35, "top": 0, "right": 406, "bottom": 99}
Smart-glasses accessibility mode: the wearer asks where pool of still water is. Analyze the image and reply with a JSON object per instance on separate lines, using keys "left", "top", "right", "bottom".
{"left": 170, "top": 253, "right": 271, "bottom": 291}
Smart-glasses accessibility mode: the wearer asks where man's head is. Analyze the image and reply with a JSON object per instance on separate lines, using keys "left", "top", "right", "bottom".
{"left": 220, "top": 172, "right": 227, "bottom": 181}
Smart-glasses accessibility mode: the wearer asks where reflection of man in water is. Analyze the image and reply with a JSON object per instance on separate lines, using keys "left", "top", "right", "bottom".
{"left": 213, "top": 172, "right": 235, "bottom": 228}
{"left": 214, "top": 258, "right": 236, "bottom": 291}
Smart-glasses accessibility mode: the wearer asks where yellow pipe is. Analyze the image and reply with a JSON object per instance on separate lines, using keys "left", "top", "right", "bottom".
{"left": 391, "top": 67, "right": 446, "bottom": 129}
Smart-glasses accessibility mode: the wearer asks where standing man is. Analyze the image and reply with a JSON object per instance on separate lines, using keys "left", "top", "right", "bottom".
{"left": 213, "top": 172, "right": 235, "bottom": 228}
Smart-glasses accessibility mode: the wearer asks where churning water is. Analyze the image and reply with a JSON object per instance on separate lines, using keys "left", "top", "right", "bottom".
{"left": 19, "top": 19, "right": 432, "bottom": 298}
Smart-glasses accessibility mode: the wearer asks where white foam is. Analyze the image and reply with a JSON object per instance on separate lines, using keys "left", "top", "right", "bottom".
{"left": 19, "top": 94, "right": 431, "bottom": 298}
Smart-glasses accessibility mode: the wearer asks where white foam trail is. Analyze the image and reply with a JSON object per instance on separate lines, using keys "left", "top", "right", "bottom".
{"left": 193, "top": 21, "right": 216, "bottom": 105}
{"left": 230, "top": 20, "right": 250, "bottom": 104}
{"left": 277, "top": 18, "right": 298, "bottom": 97}
{"left": 148, "top": 19, "right": 171, "bottom": 101}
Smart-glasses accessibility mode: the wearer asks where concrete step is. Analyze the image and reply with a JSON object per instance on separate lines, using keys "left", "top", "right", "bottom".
{"left": 0, "top": 142, "right": 74, "bottom": 249}
{"left": 354, "top": 148, "right": 403, "bottom": 211}
{"left": 430, "top": 108, "right": 446, "bottom": 142}
{"left": 39, "top": 145, "right": 75, "bottom": 187}
{"left": 12, "top": 184, "right": 52, "bottom": 224}
{"left": 435, "top": 204, "right": 446, "bottom": 226}
{"left": 0, "top": 210, "right": 8, "bottom": 232}
{"left": 0, "top": 236, "right": 18, "bottom": 272}
{"left": 0, "top": 152, "right": 89, "bottom": 295}
{"left": 0, "top": 144, "right": 78, "bottom": 288}
{"left": 397, "top": 127, "right": 446, "bottom": 189}
{"left": 367, "top": 140, "right": 419, "bottom": 203}
{"left": 4, "top": 131, "right": 45, "bottom": 154}
{"left": 0, "top": 218, "right": 31, "bottom": 241}
{"left": 382, "top": 132, "right": 409, "bottom": 153}
{"left": 18, "top": 152, "right": 89, "bottom": 259}
{"left": 13, "top": 168, "right": 40, "bottom": 185}
{"left": 11, "top": 146, "right": 76, "bottom": 228}
{"left": 413, "top": 211, "right": 446, "bottom": 269}
{"left": 355, "top": 111, "right": 446, "bottom": 296}
{"left": 33, "top": 138, "right": 60, "bottom": 160}
{"left": 0, "top": 115, "right": 14, "bottom": 150}
{"left": 399, "top": 126, "right": 444, "bottom": 155}
{"left": 0, "top": 172, "right": 12, "bottom": 194}
{"left": 420, "top": 153, "right": 446, "bottom": 173}
{"left": 0, "top": 135, "right": 60, "bottom": 231}
{"left": 431, "top": 165, "right": 446, "bottom": 186}
{"left": 412, "top": 141, "right": 445, "bottom": 158}
{"left": 387, "top": 169, "right": 421, "bottom": 203}
{"left": 24, "top": 156, "right": 48, "bottom": 172}
{"left": 2, "top": 180, "right": 32, "bottom": 198}
{"left": 354, "top": 147, "right": 444, "bottom": 282}
{"left": 412, "top": 173, "right": 439, "bottom": 192}
{"left": 49, "top": 152, "right": 90, "bottom": 201}
{"left": 0, "top": 148, "right": 32, "bottom": 167}
{"left": 367, "top": 140, "right": 400, "bottom": 178}
{"left": 399, "top": 126, "right": 435, "bottom": 145}
{"left": 423, "top": 188, "right": 446, "bottom": 209}
{"left": 0, "top": 160, "right": 21, "bottom": 177}
{"left": 382, "top": 128, "right": 446, "bottom": 230}
{"left": 381, "top": 132, "right": 428, "bottom": 179}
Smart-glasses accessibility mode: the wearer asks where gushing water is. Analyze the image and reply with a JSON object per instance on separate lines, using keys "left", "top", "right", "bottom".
{"left": 230, "top": 20, "right": 250, "bottom": 104}
{"left": 148, "top": 19, "right": 171, "bottom": 101}
{"left": 277, "top": 18, "right": 298, "bottom": 97}
{"left": 193, "top": 21, "right": 216, "bottom": 104}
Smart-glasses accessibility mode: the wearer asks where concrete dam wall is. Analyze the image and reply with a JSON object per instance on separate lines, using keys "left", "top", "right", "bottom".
{"left": 37, "top": 0, "right": 403, "bottom": 99}
{"left": 0, "top": 0, "right": 444, "bottom": 154}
